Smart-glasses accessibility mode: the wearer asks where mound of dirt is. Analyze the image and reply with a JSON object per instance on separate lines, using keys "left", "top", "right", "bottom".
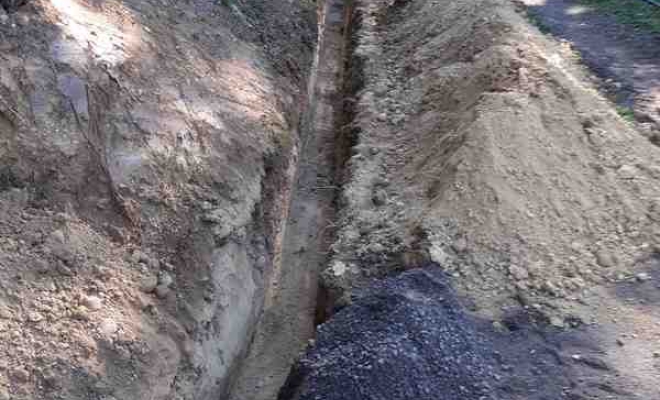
{"left": 324, "top": 0, "right": 660, "bottom": 326}
{"left": 0, "top": 0, "right": 315, "bottom": 399}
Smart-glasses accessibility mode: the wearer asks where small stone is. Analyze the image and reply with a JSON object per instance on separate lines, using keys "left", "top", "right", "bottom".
{"left": 202, "top": 209, "right": 225, "bottom": 223}
{"left": 542, "top": 280, "right": 560, "bottom": 296}
{"left": 595, "top": 250, "right": 616, "bottom": 268}
{"left": 10, "top": 366, "right": 29, "bottom": 382}
{"left": 617, "top": 165, "right": 638, "bottom": 180}
{"left": 82, "top": 295, "right": 102, "bottom": 311}
{"left": 27, "top": 311, "right": 44, "bottom": 323}
{"left": 636, "top": 272, "right": 651, "bottom": 282}
{"left": 158, "top": 271, "right": 173, "bottom": 287}
{"left": 71, "top": 307, "right": 89, "bottom": 321}
{"left": 492, "top": 321, "right": 506, "bottom": 332}
{"left": 0, "top": 307, "right": 12, "bottom": 319}
{"left": 15, "top": 13, "right": 30, "bottom": 26}
{"left": 429, "top": 244, "right": 450, "bottom": 266}
{"left": 50, "top": 230, "right": 66, "bottom": 244}
{"left": 373, "top": 176, "right": 390, "bottom": 187}
{"left": 616, "top": 338, "right": 625, "bottom": 346}
{"left": 653, "top": 351, "right": 660, "bottom": 358}
{"left": 372, "top": 189, "right": 387, "bottom": 206}
{"left": 367, "top": 243, "right": 385, "bottom": 253}
{"left": 452, "top": 238, "right": 468, "bottom": 253}
{"left": 329, "top": 261, "right": 347, "bottom": 277}
{"left": 509, "top": 265, "right": 529, "bottom": 281}
{"left": 140, "top": 275, "right": 158, "bottom": 293}
{"left": 550, "top": 316, "right": 565, "bottom": 328}
{"left": 212, "top": 224, "right": 233, "bottom": 242}
{"left": 155, "top": 284, "right": 170, "bottom": 299}
{"left": 98, "top": 319, "right": 118, "bottom": 336}
{"left": 34, "top": 258, "right": 50, "bottom": 274}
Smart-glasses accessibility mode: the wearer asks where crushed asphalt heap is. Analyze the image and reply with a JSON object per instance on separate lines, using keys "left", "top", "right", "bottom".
{"left": 1, "top": 0, "right": 660, "bottom": 399}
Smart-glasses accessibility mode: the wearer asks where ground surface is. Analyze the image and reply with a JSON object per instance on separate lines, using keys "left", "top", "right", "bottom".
{"left": 522, "top": 0, "right": 660, "bottom": 143}
{"left": 318, "top": 0, "right": 660, "bottom": 397}
{"left": 0, "top": 0, "right": 315, "bottom": 399}
{"left": 3, "top": 0, "right": 660, "bottom": 399}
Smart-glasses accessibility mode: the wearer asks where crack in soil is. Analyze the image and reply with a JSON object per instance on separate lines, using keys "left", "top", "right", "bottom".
{"left": 227, "top": 1, "right": 355, "bottom": 399}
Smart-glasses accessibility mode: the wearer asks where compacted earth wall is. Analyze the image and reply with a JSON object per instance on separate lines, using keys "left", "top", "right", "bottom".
{"left": 0, "top": 1, "right": 315, "bottom": 399}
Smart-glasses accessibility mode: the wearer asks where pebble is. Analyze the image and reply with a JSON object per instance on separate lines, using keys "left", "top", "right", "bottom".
{"left": 595, "top": 250, "right": 616, "bottom": 268}
{"left": 140, "top": 275, "right": 158, "bottom": 293}
{"left": 131, "top": 250, "right": 148, "bottom": 265}
{"left": 617, "top": 165, "right": 638, "bottom": 180}
{"left": 616, "top": 338, "right": 625, "bottom": 346}
{"left": 50, "top": 229, "right": 66, "bottom": 244}
{"left": 653, "top": 351, "right": 660, "bottom": 358}
{"left": 367, "top": 243, "right": 386, "bottom": 253}
{"left": 34, "top": 258, "right": 50, "bottom": 274}
{"left": 372, "top": 189, "right": 387, "bottom": 206}
{"left": 98, "top": 319, "right": 118, "bottom": 336}
{"left": 10, "top": 366, "right": 29, "bottom": 382}
{"left": 0, "top": 307, "right": 12, "bottom": 319}
{"left": 158, "top": 271, "right": 174, "bottom": 287}
{"left": 452, "top": 238, "right": 468, "bottom": 253}
{"left": 71, "top": 307, "right": 89, "bottom": 321}
{"left": 83, "top": 295, "right": 103, "bottom": 311}
{"left": 155, "top": 284, "right": 170, "bottom": 299}
{"left": 636, "top": 272, "right": 651, "bottom": 282}
{"left": 27, "top": 311, "right": 44, "bottom": 323}
{"left": 508, "top": 265, "right": 529, "bottom": 281}
{"left": 429, "top": 245, "right": 450, "bottom": 266}
{"left": 550, "top": 316, "right": 565, "bottom": 328}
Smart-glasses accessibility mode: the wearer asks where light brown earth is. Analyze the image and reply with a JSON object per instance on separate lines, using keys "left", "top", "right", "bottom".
{"left": 2, "top": 0, "right": 660, "bottom": 399}
{"left": 323, "top": 0, "right": 660, "bottom": 396}
{"left": 0, "top": 0, "right": 315, "bottom": 399}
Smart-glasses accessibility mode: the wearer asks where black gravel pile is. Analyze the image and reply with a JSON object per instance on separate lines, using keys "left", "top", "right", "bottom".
{"left": 279, "top": 267, "right": 502, "bottom": 400}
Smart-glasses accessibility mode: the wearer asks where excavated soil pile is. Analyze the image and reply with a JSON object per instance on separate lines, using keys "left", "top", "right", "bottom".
{"left": 311, "top": 0, "right": 660, "bottom": 397}
{"left": 325, "top": 0, "right": 660, "bottom": 324}
{"left": 0, "top": 1, "right": 315, "bottom": 399}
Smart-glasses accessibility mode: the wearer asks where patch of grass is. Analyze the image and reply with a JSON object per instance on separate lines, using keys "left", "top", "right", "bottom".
{"left": 582, "top": 0, "right": 660, "bottom": 33}
{"left": 616, "top": 105, "right": 636, "bottom": 122}
{"left": 527, "top": 12, "right": 552, "bottom": 33}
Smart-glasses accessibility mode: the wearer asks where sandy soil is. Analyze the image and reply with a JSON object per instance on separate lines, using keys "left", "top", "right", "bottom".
{"left": 321, "top": 0, "right": 660, "bottom": 396}
{"left": 227, "top": 1, "right": 350, "bottom": 399}
{"left": 0, "top": 0, "right": 315, "bottom": 399}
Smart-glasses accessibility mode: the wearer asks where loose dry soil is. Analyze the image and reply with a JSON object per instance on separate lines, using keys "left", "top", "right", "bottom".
{"left": 2, "top": 0, "right": 660, "bottom": 399}
{"left": 320, "top": 0, "right": 660, "bottom": 397}
{"left": 0, "top": 0, "right": 315, "bottom": 399}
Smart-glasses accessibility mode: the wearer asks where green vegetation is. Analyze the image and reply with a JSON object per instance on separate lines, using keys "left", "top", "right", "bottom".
{"left": 582, "top": 0, "right": 660, "bottom": 33}
{"left": 616, "top": 105, "right": 636, "bottom": 122}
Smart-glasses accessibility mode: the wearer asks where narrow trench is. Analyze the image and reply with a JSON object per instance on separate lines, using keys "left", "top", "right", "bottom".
{"left": 226, "top": 1, "right": 356, "bottom": 399}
